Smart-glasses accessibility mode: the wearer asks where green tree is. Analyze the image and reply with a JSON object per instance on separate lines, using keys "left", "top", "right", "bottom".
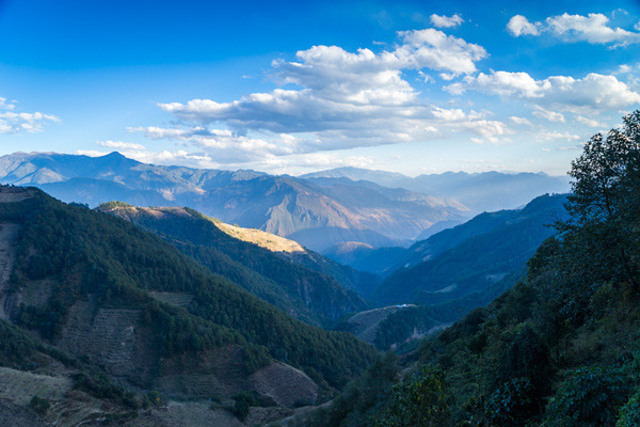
{"left": 558, "top": 111, "right": 640, "bottom": 290}
{"left": 377, "top": 366, "right": 452, "bottom": 427}
{"left": 545, "top": 366, "right": 632, "bottom": 427}
{"left": 618, "top": 388, "right": 640, "bottom": 427}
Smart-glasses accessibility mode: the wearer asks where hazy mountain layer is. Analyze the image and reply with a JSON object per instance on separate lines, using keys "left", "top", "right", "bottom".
{"left": 373, "top": 193, "right": 568, "bottom": 306}
{"left": 0, "top": 152, "right": 468, "bottom": 252}
{"left": 302, "top": 167, "right": 570, "bottom": 213}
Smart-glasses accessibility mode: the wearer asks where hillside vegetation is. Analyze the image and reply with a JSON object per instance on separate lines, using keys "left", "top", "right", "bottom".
{"left": 0, "top": 188, "right": 377, "bottom": 397}
{"left": 97, "top": 204, "right": 371, "bottom": 326}
{"left": 293, "top": 111, "right": 640, "bottom": 427}
{"left": 374, "top": 193, "right": 568, "bottom": 307}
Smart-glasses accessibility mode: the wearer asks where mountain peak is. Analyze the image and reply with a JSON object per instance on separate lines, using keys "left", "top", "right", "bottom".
{"left": 104, "top": 151, "right": 127, "bottom": 159}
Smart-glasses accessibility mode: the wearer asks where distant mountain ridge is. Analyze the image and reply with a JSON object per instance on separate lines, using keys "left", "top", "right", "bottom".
{"left": 0, "top": 152, "right": 468, "bottom": 252}
{"left": 301, "top": 167, "right": 570, "bottom": 213}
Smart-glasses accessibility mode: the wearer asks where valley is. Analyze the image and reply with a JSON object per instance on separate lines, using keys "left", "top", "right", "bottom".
{"left": 2, "top": 1, "right": 638, "bottom": 425}
{"left": 0, "top": 135, "right": 628, "bottom": 427}
{"left": 0, "top": 165, "right": 568, "bottom": 426}
{"left": 0, "top": 158, "right": 570, "bottom": 426}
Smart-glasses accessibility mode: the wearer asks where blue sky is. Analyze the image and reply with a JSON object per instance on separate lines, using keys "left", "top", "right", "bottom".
{"left": 1, "top": 0, "right": 640, "bottom": 176}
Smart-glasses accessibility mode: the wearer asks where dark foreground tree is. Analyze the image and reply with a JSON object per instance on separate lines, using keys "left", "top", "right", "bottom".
{"left": 558, "top": 110, "right": 640, "bottom": 291}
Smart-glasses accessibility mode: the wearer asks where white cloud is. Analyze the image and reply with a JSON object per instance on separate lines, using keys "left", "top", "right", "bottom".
{"left": 122, "top": 150, "right": 214, "bottom": 167}
{"left": 547, "top": 13, "right": 640, "bottom": 47}
{"left": 393, "top": 29, "right": 487, "bottom": 75}
{"left": 147, "top": 30, "right": 491, "bottom": 161}
{"left": 533, "top": 106, "right": 565, "bottom": 122}
{"left": 464, "top": 119, "right": 512, "bottom": 143}
{"left": 134, "top": 105, "right": 509, "bottom": 164}
{"left": 418, "top": 71, "right": 434, "bottom": 83}
{"left": 129, "top": 126, "right": 295, "bottom": 163}
{"left": 159, "top": 29, "right": 487, "bottom": 137}
{"left": 507, "top": 12, "right": 640, "bottom": 47}
{"left": 539, "top": 131, "right": 582, "bottom": 141}
{"left": 430, "top": 14, "right": 464, "bottom": 28}
{"left": 509, "top": 116, "right": 533, "bottom": 126}
{"left": 615, "top": 62, "right": 640, "bottom": 91}
{"left": 0, "top": 110, "right": 60, "bottom": 134}
{"left": 96, "top": 140, "right": 146, "bottom": 150}
{"left": 575, "top": 115, "right": 606, "bottom": 127}
{"left": 447, "top": 71, "right": 640, "bottom": 113}
{"left": 507, "top": 15, "right": 541, "bottom": 36}
{"left": 0, "top": 98, "right": 16, "bottom": 110}
{"left": 76, "top": 150, "right": 109, "bottom": 157}
{"left": 446, "top": 71, "right": 541, "bottom": 97}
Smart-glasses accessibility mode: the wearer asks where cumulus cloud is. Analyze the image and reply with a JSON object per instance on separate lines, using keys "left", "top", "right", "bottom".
{"left": 446, "top": 71, "right": 640, "bottom": 113}
{"left": 135, "top": 29, "right": 496, "bottom": 163}
{"left": 134, "top": 106, "right": 510, "bottom": 163}
{"left": 0, "top": 110, "right": 60, "bottom": 134}
{"left": 0, "top": 97, "right": 16, "bottom": 110}
{"left": 128, "top": 126, "right": 295, "bottom": 163}
{"left": 507, "top": 15, "right": 541, "bottom": 36}
{"left": 507, "top": 12, "right": 640, "bottom": 47}
{"left": 575, "top": 115, "right": 606, "bottom": 127}
{"left": 158, "top": 29, "right": 486, "bottom": 142}
{"left": 96, "top": 140, "right": 146, "bottom": 150}
{"left": 0, "top": 96, "right": 59, "bottom": 134}
{"left": 430, "top": 14, "right": 464, "bottom": 28}
{"left": 76, "top": 150, "right": 109, "bottom": 158}
{"left": 539, "top": 131, "right": 582, "bottom": 141}
{"left": 533, "top": 106, "right": 565, "bottom": 122}
{"left": 509, "top": 116, "right": 533, "bottom": 126}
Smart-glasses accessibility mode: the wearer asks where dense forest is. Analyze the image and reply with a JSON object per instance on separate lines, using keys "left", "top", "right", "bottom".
{"left": 96, "top": 203, "right": 369, "bottom": 327}
{"left": 2, "top": 190, "right": 377, "bottom": 392}
{"left": 292, "top": 112, "right": 640, "bottom": 426}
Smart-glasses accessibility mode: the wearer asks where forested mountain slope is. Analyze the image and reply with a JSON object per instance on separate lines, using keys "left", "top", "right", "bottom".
{"left": 97, "top": 203, "right": 373, "bottom": 326}
{"left": 291, "top": 111, "right": 640, "bottom": 427}
{"left": 0, "top": 186, "right": 377, "bottom": 409}
{"left": 373, "top": 193, "right": 568, "bottom": 307}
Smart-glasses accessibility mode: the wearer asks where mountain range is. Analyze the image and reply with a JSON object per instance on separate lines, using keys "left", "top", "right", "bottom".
{"left": 0, "top": 152, "right": 570, "bottom": 253}
{"left": 331, "top": 193, "right": 568, "bottom": 351}
{"left": 373, "top": 193, "right": 569, "bottom": 307}
{"left": 302, "top": 166, "right": 570, "bottom": 213}
{"left": 0, "top": 167, "right": 572, "bottom": 426}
